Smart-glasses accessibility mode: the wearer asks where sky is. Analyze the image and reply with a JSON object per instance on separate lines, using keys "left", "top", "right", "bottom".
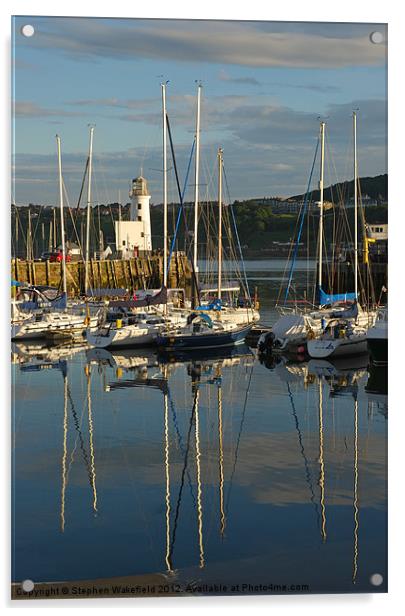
{"left": 12, "top": 16, "right": 387, "bottom": 205}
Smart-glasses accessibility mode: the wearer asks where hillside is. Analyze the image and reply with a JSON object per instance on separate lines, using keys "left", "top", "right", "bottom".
{"left": 289, "top": 174, "right": 387, "bottom": 203}
{"left": 12, "top": 174, "right": 388, "bottom": 259}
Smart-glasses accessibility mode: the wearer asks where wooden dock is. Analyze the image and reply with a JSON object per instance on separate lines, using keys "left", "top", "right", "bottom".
{"left": 11, "top": 253, "right": 193, "bottom": 297}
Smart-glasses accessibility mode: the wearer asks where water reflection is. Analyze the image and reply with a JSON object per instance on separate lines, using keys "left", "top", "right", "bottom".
{"left": 12, "top": 341, "right": 387, "bottom": 592}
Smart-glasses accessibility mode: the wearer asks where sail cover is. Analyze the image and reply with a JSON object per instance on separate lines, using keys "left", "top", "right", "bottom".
{"left": 318, "top": 287, "right": 357, "bottom": 307}
{"left": 108, "top": 286, "right": 167, "bottom": 309}
{"left": 195, "top": 298, "right": 223, "bottom": 311}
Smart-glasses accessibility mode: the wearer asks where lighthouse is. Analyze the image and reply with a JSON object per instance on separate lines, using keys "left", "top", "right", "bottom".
{"left": 115, "top": 175, "right": 152, "bottom": 257}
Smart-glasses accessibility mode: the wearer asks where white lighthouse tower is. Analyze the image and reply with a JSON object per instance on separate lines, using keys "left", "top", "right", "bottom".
{"left": 115, "top": 175, "right": 152, "bottom": 257}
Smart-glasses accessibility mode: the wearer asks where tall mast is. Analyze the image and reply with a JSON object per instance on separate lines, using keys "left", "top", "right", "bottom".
{"left": 161, "top": 83, "right": 168, "bottom": 288}
{"left": 217, "top": 148, "right": 223, "bottom": 300}
{"left": 117, "top": 189, "right": 121, "bottom": 256}
{"left": 15, "top": 208, "right": 19, "bottom": 256}
{"left": 318, "top": 122, "right": 325, "bottom": 296}
{"left": 56, "top": 135, "right": 67, "bottom": 296}
{"left": 53, "top": 207, "right": 57, "bottom": 251}
{"left": 353, "top": 111, "right": 358, "bottom": 301}
{"left": 85, "top": 125, "right": 95, "bottom": 293}
{"left": 193, "top": 82, "right": 202, "bottom": 278}
{"left": 26, "top": 207, "right": 31, "bottom": 261}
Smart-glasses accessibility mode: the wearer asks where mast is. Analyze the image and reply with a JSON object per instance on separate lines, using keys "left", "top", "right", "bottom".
{"left": 56, "top": 135, "right": 67, "bottom": 297}
{"left": 193, "top": 82, "right": 202, "bottom": 279}
{"left": 48, "top": 221, "right": 52, "bottom": 252}
{"left": 26, "top": 207, "right": 31, "bottom": 261}
{"left": 117, "top": 189, "right": 121, "bottom": 257}
{"left": 217, "top": 148, "right": 223, "bottom": 300}
{"left": 318, "top": 122, "right": 325, "bottom": 296}
{"left": 15, "top": 208, "right": 19, "bottom": 256}
{"left": 353, "top": 111, "right": 358, "bottom": 301}
{"left": 53, "top": 207, "right": 57, "bottom": 251}
{"left": 161, "top": 83, "right": 168, "bottom": 288}
{"left": 85, "top": 125, "right": 95, "bottom": 293}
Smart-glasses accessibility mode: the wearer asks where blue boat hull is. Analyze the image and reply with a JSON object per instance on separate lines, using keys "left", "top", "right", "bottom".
{"left": 156, "top": 324, "right": 252, "bottom": 351}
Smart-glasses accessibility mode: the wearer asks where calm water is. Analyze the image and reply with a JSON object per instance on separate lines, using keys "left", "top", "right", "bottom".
{"left": 12, "top": 260, "right": 387, "bottom": 594}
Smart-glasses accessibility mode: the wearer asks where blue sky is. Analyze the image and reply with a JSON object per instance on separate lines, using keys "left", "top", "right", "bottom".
{"left": 12, "top": 17, "right": 387, "bottom": 204}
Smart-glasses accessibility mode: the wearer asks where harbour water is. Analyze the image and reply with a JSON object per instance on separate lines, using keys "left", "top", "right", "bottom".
{"left": 12, "top": 260, "right": 387, "bottom": 594}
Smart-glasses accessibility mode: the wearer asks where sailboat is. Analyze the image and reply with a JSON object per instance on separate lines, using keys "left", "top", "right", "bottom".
{"left": 308, "top": 112, "right": 373, "bottom": 359}
{"left": 11, "top": 135, "right": 100, "bottom": 342}
{"left": 156, "top": 148, "right": 253, "bottom": 351}
{"left": 190, "top": 84, "right": 259, "bottom": 327}
{"left": 268, "top": 122, "right": 353, "bottom": 355}
{"left": 86, "top": 85, "right": 190, "bottom": 349}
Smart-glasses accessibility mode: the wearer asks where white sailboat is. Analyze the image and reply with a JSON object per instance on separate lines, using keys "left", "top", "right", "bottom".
{"left": 86, "top": 308, "right": 188, "bottom": 349}
{"left": 307, "top": 318, "right": 368, "bottom": 358}
{"left": 86, "top": 84, "right": 188, "bottom": 349}
{"left": 191, "top": 83, "right": 259, "bottom": 326}
{"left": 12, "top": 135, "right": 100, "bottom": 342}
{"left": 157, "top": 148, "right": 253, "bottom": 351}
{"left": 308, "top": 112, "right": 372, "bottom": 359}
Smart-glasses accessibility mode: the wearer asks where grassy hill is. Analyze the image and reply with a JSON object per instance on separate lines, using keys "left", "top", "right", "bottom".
{"left": 289, "top": 174, "right": 387, "bottom": 203}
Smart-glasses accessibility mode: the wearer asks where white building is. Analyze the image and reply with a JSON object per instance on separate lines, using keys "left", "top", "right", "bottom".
{"left": 115, "top": 176, "right": 152, "bottom": 257}
{"left": 366, "top": 223, "right": 388, "bottom": 241}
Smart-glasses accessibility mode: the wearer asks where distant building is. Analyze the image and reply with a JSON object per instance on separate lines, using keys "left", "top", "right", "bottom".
{"left": 365, "top": 223, "right": 388, "bottom": 263}
{"left": 366, "top": 223, "right": 388, "bottom": 241}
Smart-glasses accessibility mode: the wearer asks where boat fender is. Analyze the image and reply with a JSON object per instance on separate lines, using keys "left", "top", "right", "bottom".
{"left": 116, "top": 318, "right": 122, "bottom": 329}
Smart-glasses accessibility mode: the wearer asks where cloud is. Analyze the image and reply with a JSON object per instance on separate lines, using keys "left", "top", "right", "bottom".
{"left": 12, "top": 97, "right": 386, "bottom": 203}
{"left": 218, "top": 70, "right": 261, "bottom": 86}
{"left": 14, "top": 101, "right": 83, "bottom": 118}
{"left": 267, "top": 82, "right": 340, "bottom": 93}
{"left": 18, "top": 18, "right": 387, "bottom": 69}
{"left": 66, "top": 97, "right": 159, "bottom": 110}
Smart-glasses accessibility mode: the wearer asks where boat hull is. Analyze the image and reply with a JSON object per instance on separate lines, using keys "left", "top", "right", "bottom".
{"left": 11, "top": 317, "right": 92, "bottom": 341}
{"left": 307, "top": 336, "right": 368, "bottom": 359}
{"left": 156, "top": 324, "right": 252, "bottom": 351}
{"left": 86, "top": 325, "right": 156, "bottom": 349}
